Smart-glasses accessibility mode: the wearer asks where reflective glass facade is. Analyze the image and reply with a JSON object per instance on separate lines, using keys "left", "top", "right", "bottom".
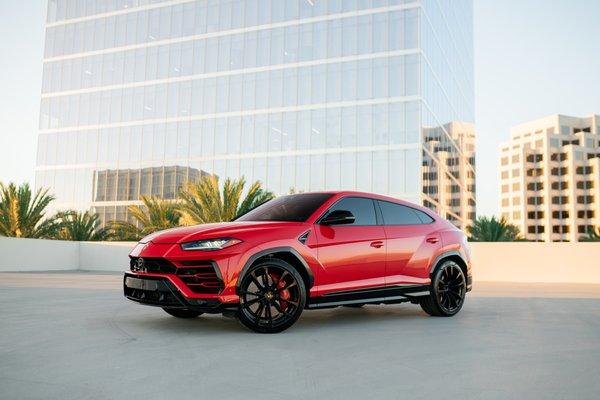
{"left": 37, "top": 0, "right": 475, "bottom": 228}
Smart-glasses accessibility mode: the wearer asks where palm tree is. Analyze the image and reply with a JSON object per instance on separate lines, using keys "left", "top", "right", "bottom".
{"left": 467, "top": 216, "right": 524, "bottom": 242}
{"left": 0, "top": 182, "right": 59, "bottom": 238}
{"left": 580, "top": 226, "right": 600, "bottom": 242}
{"left": 54, "top": 210, "right": 109, "bottom": 241}
{"left": 106, "top": 196, "right": 182, "bottom": 241}
{"left": 179, "top": 175, "right": 274, "bottom": 224}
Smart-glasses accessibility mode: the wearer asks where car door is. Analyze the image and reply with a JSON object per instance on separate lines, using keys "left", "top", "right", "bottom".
{"left": 312, "top": 197, "right": 387, "bottom": 295}
{"left": 377, "top": 200, "right": 441, "bottom": 286}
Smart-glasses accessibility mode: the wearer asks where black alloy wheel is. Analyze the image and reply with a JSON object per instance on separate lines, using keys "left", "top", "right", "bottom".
{"left": 162, "top": 308, "right": 203, "bottom": 318}
{"left": 420, "top": 260, "right": 466, "bottom": 317}
{"left": 236, "top": 258, "right": 306, "bottom": 333}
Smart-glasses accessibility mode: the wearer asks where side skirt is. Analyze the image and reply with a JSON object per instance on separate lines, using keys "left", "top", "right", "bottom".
{"left": 306, "top": 284, "right": 431, "bottom": 309}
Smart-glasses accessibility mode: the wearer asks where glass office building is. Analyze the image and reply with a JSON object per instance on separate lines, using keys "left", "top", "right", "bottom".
{"left": 37, "top": 0, "right": 475, "bottom": 228}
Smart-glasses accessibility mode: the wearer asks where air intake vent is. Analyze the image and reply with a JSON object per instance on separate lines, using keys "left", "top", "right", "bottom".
{"left": 298, "top": 230, "right": 310, "bottom": 245}
{"left": 176, "top": 261, "right": 224, "bottom": 294}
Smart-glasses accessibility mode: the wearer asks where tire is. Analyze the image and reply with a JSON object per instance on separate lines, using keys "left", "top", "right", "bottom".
{"left": 162, "top": 308, "right": 203, "bottom": 318}
{"left": 236, "top": 258, "right": 306, "bottom": 333}
{"left": 420, "top": 260, "right": 466, "bottom": 317}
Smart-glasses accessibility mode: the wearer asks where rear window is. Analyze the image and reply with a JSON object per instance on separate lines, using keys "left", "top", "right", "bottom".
{"left": 235, "top": 193, "right": 333, "bottom": 222}
{"left": 378, "top": 200, "right": 434, "bottom": 225}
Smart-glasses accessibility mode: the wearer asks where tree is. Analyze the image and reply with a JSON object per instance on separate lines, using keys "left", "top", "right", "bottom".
{"left": 54, "top": 210, "right": 109, "bottom": 241}
{"left": 179, "top": 175, "right": 274, "bottom": 224}
{"left": 0, "top": 182, "right": 59, "bottom": 238}
{"left": 580, "top": 226, "right": 600, "bottom": 242}
{"left": 106, "top": 196, "right": 182, "bottom": 241}
{"left": 467, "top": 216, "right": 524, "bottom": 242}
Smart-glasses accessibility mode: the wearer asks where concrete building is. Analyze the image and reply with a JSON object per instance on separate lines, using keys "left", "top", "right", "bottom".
{"left": 92, "top": 165, "right": 206, "bottom": 224}
{"left": 423, "top": 121, "right": 476, "bottom": 230}
{"left": 499, "top": 114, "right": 600, "bottom": 242}
{"left": 36, "top": 0, "right": 475, "bottom": 228}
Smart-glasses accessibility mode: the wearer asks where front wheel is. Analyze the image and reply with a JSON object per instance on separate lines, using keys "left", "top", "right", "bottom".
{"left": 420, "top": 260, "right": 466, "bottom": 317}
{"left": 236, "top": 258, "right": 306, "bottom": 333}
{"left": 162, "top": 308, "right": 203, "bottom": 318}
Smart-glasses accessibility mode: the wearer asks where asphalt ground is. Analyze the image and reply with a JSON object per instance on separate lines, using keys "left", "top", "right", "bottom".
{"left": 1, "top": 272, "right": 599, "bottom": 400}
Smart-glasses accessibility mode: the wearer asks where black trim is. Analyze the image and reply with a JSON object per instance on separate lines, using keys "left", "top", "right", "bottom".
{"left": 374, "top": 199, "right": 384, "bottom": 225}
{"left": 307, "top": 284, "right": 431, "bottom": 309}
{"left": 123, "top": 273, "right": 236, "bottom": 314}
{"left": 176, "top": 260, "right": 224, "bottom": 294}
{"left": 298, "top": 230, "right": 310, "bottom": 245}
{"left": 129, "top": 256, "right": 177, "bottom": 273}
{"left": 429, "top": 250, "right": 472, "bottom": 292}
{"left": 236, "top": 247, "right": 315, "bottom": 291}
{"left": 429, "top": 250, "right": 463, "bottom": 274}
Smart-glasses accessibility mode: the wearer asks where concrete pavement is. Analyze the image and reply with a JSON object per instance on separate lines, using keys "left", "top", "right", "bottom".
{"left": 1, "top": 272, "right": 599, "bottom": 400}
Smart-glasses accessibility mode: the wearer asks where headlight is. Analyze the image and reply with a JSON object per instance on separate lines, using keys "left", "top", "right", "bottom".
{"left": 180, "top": 238, "right": 242, "bottom": 251}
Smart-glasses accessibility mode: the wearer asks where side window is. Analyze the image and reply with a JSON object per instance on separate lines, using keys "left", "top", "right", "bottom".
{"left": 323, "top": 197, "right": 377, "bottom": 226}
{"left": 378, "top": 200, "right": 432, "bottom": 225}
{"left": 414, "top": 209, "right": 435, "bottom": 223}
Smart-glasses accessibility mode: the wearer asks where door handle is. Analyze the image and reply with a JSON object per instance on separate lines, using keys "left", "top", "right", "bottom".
{"left": 370, "top": 241, "right": 384, "bottom": 248}
{"left": 426, "top": 237, "right": 439, "bottom": 244}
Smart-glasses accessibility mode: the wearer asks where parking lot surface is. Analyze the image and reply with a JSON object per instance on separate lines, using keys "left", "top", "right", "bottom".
{"left": 1, "top": 272, "right": 599, "bottom": 400}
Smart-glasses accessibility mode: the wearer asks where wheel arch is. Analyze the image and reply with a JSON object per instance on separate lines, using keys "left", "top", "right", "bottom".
{"left": 236, "top": 247, "right": 314, "bottom": 296}
{"left": 429, "top": 251, "right": 468, "bottom": 279}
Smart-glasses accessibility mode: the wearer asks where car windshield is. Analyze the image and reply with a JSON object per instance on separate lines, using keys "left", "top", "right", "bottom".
{"left": 235, "top": 193, "right": 333, "bottom": 222}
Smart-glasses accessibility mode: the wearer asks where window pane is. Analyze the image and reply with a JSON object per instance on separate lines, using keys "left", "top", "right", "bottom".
{"left": 378, "top": 200, "right": 422, "bottom": 225}
{"left": 325, "top": 197, "right": 376, "bottom": 226}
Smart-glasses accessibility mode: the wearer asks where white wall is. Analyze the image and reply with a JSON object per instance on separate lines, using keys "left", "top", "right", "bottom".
{"left": 0, "top": 238, "right": 599, "bottom": 284}
{"left": 79, "top": 242, "right": 135, "bottom": 271}
{"left": 470, "top": 242, "right": 600, "bottom": 284}
{"left": 0, "top": 237, "right": 135, "bottom": 272}
{"left": 0, "top": 236, "right": 79, "bottom": 271}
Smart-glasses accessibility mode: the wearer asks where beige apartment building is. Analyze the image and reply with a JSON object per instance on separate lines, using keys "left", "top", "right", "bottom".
{"left": 499, "top": 114, "right": 600, "bottom": 242}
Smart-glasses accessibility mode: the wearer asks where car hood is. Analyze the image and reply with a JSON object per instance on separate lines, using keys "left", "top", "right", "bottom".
{"left": 139, "top": 221, "right": 305, "bottom": 244}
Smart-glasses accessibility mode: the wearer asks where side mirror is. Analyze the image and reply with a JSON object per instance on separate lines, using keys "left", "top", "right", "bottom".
{"left": 320, "top": 210, "right": 355, "bottom": 226}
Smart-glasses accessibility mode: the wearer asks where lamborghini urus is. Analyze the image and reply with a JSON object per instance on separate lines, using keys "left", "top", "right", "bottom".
{"left": 124, "top": 191, "right": 472, "bottom": 333}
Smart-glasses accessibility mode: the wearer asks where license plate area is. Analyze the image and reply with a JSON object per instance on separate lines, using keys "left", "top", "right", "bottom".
{"left": 125, "top": 277, "right": 158, "bottom": 291}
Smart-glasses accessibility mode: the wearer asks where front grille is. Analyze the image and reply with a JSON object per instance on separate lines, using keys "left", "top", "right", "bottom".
{"left": 130, "top": 257, "right": 224, "bottom": 294}
{"left": 130, "top": 257, "right": 177, "bottom": 273}
{"left": 176, "top": 260, "right": 224, "bottom": 294}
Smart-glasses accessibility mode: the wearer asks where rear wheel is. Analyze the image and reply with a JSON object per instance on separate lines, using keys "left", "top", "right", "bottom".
{"left": 162, "top": 308, "right": 203, "bottom": 318}
{"left": 236, "top": 258, "right": 306, "bottom": 333}
{"left": 420, "top": 260, "right": 466, "bottom": 317}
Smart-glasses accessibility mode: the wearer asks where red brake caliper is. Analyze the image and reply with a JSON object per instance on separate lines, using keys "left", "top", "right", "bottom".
{"left": 272, "top": 273, "right": 290, "bottom": 310}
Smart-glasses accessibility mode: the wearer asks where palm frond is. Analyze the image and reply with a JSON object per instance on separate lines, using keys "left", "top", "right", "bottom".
{"left": 106, "top": 196, "right": 181, "bottom": 241}
{"left": 0, "top": 182, "right": 59, "bottom": 238}
{"left": 467, "top": 216, "right": 524, "bottom": 242}
{"left": 53, "top": 210, "right": 109, "bottom": 241}
{"left": 580, "top": 226, "right": 600, "bottom": 242}
{"left": 179, "top": 176, "right": 274, "bottom": 224}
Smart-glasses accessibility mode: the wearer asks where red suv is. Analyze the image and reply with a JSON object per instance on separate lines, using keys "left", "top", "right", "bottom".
{"left": 124, "top": 191, "right": 472, "bottom": 333}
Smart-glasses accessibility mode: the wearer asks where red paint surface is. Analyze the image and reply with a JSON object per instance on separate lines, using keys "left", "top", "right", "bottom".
{"left": 126, "top": 191, "right": 470, "bottom": 303}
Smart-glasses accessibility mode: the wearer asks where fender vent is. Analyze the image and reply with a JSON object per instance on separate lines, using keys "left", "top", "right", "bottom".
{"left": 298, "top": 230, "right": 310, "bottom": 245}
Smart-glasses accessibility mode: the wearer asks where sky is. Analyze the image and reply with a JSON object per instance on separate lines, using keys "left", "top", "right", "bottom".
{"left": 0, "top": 1, "right": 45, "bottom": 192}
{"left": 0, "top": 0, "right": 599, "bottom": 217}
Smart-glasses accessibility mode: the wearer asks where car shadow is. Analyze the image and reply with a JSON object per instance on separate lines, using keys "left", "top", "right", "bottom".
{"left": 120, "top": 304, "right": 433, "bottom": 336}
{"left": 294, "top": 305, "right": 429, "bottom": 330}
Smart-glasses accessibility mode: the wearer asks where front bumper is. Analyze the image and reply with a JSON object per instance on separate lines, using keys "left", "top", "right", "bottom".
{"left": 123, "top": 273, "right": 238, "bottom": 314}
